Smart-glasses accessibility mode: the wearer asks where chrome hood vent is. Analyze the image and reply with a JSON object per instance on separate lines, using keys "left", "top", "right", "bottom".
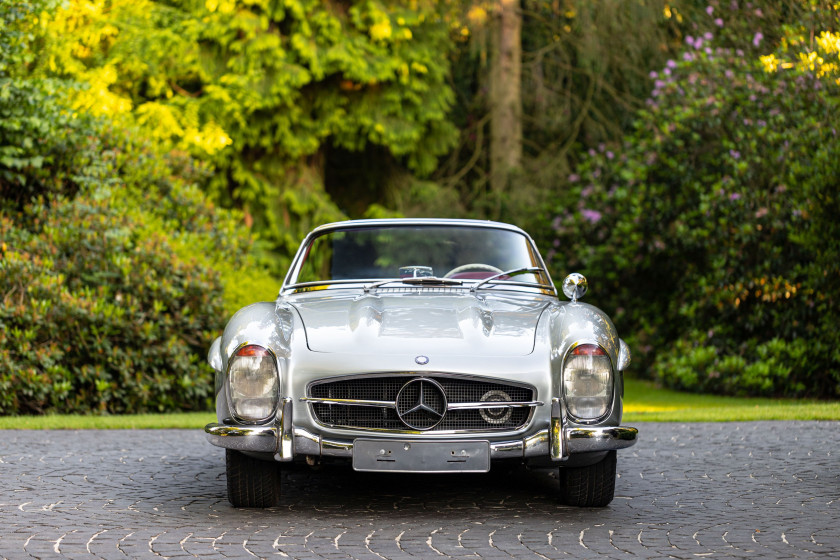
{"left": 290, "top": 292, "right": 549, "bottom": 356}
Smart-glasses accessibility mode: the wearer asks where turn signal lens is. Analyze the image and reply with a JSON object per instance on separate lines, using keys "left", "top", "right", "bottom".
{"left": 563, "top": 344, "right": 613, "bottom": 420}
{"left": 228, "top": 345, "right": 278, "bottom": 422}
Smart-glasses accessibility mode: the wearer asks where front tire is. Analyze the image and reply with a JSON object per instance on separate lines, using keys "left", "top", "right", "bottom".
{"left": 225, "top": 450, "right": 281, "bottom": 508}
{"left": 558, "top": 450, "right": 616, "bottom": 507}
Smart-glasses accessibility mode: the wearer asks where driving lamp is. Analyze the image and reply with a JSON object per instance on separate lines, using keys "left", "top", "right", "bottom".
{"left": 563, "top": 343, "right": 613, "bottom": 420}
{"left": 228, "top": 344, "right": 279, "bottom": 422}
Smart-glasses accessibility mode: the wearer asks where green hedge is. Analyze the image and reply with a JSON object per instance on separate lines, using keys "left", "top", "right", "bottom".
{"left": 0, "top": 1, "right": 264, "bottom": 413}
{"left": 1, "top": 193, "right": 221, "bottom": 413}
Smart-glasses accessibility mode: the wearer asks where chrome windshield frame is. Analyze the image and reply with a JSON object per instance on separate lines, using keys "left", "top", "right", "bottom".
{"left": 281, "top": 219, "right": 558, "bottom": 297}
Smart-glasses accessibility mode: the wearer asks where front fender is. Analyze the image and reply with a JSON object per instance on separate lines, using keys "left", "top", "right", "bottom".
{"left": 212, "top": 301, "right": 295, "bottom": 422}
{"left": 547, "top": 301, "right": 624, "bottom": 425}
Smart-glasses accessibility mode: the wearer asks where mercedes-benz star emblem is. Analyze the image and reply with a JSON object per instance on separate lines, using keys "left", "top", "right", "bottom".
{"left": 395, "top": 378, "right": 447, "bottom": 431}
{"left": 415, "top": 355, "right": 429, "bottom": 365}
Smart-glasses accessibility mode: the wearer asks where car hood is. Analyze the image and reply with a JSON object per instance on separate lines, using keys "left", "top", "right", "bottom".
{"left": 289, "top": 291, "right": 551, "bottom": 356}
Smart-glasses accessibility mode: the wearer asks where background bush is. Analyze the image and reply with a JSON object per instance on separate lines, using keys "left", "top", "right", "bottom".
{"left": 0, "top": 1, "right": 268, "bottom": 413}
{"left": 547, "top": 3, "right": 840, "bottom": 397}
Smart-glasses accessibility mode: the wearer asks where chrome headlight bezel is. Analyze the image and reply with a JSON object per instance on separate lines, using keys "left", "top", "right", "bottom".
{"left": 561, "top": 341, "right": 615, "bottom": 424}
{"left": 225, "top": 343, "right": 281, "bottom": 425}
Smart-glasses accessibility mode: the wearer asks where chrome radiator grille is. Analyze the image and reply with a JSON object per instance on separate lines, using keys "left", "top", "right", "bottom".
{"left": 308, "top": 375, "right": 536, "bottom": 432}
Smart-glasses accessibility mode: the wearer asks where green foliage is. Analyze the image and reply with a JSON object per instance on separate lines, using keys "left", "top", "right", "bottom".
{"left": 0, "top": 191, "right": 221, "bottom": 414}
{"left": 549, "top": 2, "right": 840, "bottom": 397}
{"left": 38, "top": 0, "right": 460, "bottom": 271}
{"left": 1, "top": 0, "right": 260, "bottom": 414}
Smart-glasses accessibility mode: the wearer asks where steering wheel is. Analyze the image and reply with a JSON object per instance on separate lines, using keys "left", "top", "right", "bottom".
{"left": 443, "top": 263, "right": 504, "bottom": 278}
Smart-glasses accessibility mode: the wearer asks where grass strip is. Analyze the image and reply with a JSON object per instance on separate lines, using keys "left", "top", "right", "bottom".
{"left": 624, "top": 379, "right": 840, "bottom": 422}
{"left": 0, "top": 379, "right": 837, "bottom": 428}
{"left": 0, "top": 412, "right": 214, "bottom": 430}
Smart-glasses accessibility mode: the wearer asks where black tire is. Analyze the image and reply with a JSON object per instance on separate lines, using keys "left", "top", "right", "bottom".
{"left": 225, "top": 450, "right": 281, "bottom": 508}
{"left": 558, "top": 450, "right": 617, "bottom": 507}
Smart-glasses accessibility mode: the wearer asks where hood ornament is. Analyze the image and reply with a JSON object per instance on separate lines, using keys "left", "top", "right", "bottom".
{"left": 415, "top": 355, "right": 429, "bottom": 365}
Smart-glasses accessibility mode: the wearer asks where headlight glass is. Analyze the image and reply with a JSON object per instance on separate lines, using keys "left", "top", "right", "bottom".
{"left": 228, "top": 344, "right": 278, "bottom": 422}
{"left": 563, "top": 343, "right": 613, "bottom": 420}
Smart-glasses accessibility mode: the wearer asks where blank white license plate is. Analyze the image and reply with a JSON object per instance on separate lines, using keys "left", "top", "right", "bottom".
{"left": 352, "top": 439, "right": 490, "bottom": 473}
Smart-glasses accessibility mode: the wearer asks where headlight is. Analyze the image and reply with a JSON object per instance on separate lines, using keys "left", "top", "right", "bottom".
{"left": 227, "top": 344, "right": 279, "bottom": 422}
{"left": 563, "top": 343, "right": 613, "bottom": 421}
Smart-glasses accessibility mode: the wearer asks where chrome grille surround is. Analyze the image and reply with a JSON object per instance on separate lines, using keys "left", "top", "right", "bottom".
{"left": 305, "top": 373, "right": 539, "bottom": 432}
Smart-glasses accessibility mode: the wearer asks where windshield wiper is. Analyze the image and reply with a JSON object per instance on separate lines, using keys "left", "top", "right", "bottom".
{"left": 364, "top": 277, "right": 463, "bottom": 293}
{"left": 470, "top": 266, "right": 547, "bottom": 293}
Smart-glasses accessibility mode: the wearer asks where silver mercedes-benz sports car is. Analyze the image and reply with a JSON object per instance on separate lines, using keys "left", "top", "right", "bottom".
{"left": 205, "top": 219, "right": 637, "bottom": 507}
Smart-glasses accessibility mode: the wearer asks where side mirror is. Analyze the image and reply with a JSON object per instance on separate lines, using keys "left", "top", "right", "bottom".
{"left": 562, "top": 273, "right": 588, "bottom": 303}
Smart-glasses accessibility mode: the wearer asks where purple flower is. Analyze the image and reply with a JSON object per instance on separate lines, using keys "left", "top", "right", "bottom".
{"left": 715, "top": 18, "right": 724, "bottom": 27}
{"left": 649, "top": 71, "right": 658, "bottom": 79}
{"left": 685, "top": 35, "right": 695, "bottom": 46}
{"left": 730, "top": 193, "right": 742, "bottom": 200}
{"left": 725, "top": 69, "right": 734, "bottom": 78}
{"left": 736, "top": 49, "right": 744, "bottom": 57}
{"left": 666, "top": 59, "right": 677, "bottom": 69}
{"left": 581, "top": 185, "right": 595, "bottom": 198}
{"left": 567, "top": 173, "right": 580, "bottom": 183}
{"left": 752, "top": 32, "right": 763, "bottom": 47}
{"left": 703, "top": 32, "right": 713, "bottom": 40}
{"left": 706, "top": 5, "right": 714, "bottom": 15}
{"left": 606, "top": 151, "right": 614, "bottom": 160}
{"left": 683, "top": 52, "right": 695, "bottom": 62}
{"left": 581, "top": 209, "right": 602, "bottom": 224}
{"left": 729, "top": 150, "right": 741, "bottom": 159}
{"left": 663, "top": 68, "right": 671, "bottom": 76}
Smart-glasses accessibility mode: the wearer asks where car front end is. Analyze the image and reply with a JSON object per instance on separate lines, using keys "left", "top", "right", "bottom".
{"left": 205, "top": 219, "right": 638, "bottom": 507}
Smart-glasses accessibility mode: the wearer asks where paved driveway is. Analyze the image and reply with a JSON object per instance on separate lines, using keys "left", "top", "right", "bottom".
{"left": 0, "top": 422, "right": 837, "bottom": 559}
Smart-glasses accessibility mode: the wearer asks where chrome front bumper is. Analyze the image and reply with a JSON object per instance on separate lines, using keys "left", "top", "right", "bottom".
{"left": 205, "top": 398, "right": 637, "bottom": 462}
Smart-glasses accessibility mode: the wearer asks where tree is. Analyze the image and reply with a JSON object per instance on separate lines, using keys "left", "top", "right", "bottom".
{"left": 489, "top": 0, "right": 522, "bottom": 201}
{"left": 38, "top": 0, "right": 460, "bottom": 270}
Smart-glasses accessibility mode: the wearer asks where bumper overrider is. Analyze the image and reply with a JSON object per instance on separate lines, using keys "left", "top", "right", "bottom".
{"left": 205, "top": 397, "right": 638, "bottom": 464}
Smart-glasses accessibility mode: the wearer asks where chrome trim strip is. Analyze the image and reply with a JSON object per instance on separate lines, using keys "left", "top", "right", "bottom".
{"left": 446, "top": 401, "right": 544, "bottom": 410}
{"left": 302, "top": 398, "right": 543, "bottom": 410}
{"left": 300, "top": 397, "right": 396, "bottom": 408}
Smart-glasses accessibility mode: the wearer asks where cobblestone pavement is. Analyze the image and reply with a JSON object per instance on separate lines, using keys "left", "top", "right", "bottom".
{"left": 0, "top": 422, "right": 838, "bottom": 559}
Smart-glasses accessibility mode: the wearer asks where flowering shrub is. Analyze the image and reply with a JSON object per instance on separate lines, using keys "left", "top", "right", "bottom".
{"left": 549, "top": 2, "right": 840, "bottom": 397}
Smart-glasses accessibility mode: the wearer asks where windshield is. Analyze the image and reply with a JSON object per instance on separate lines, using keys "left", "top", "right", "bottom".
{"left": 290, "top": 225, "right": 551, "bottom": 288}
